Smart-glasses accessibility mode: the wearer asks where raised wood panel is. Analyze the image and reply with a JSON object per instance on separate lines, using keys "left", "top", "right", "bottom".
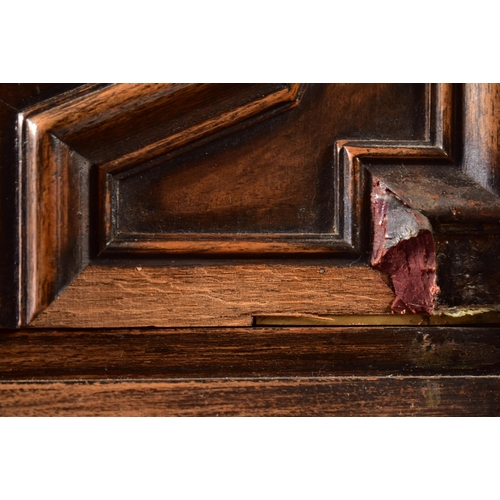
{"left": 2, "top": 83, "right": 500, "bottom": 329}
{"left": 11, "top": 83, "right": 435, "bottom": 325}
{"left": 109, "top": 84, "right": 429, "bottom": 256}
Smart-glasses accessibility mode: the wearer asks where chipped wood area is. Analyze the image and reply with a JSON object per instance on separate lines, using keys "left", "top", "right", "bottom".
{"left": 371, "top": 178, "right": 438, "bottom": 314}
{"left": 30, "top": 264, "right": 394, "bottom": 328}
{"left": 368, "top": 165, "right": 500, "bottom": 310}
{"left": 1, "top": 377, "right": 499, "bottom": 416}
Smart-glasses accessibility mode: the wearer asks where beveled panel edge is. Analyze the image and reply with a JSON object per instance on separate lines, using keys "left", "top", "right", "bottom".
{"left": 333, "top": 83, "right": 455, "bottom": 255}
{"left": 20, "top": 84, "right": 307, "bottom": 325}
{"left": 103, "top": 235, "right": 356, "bottom": 257}
{"left": 97, "top": 84, "right": 309, "bottom": 254}
{"left": 17, "top": 83, "right": 472, "bottom": 326}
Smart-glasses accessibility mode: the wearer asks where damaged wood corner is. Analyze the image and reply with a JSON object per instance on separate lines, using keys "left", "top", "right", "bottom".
{"left": 370, "top": 178, "right": 439, "bottom": 314}
{"left": 369, "top": 165, "right": 500, "bottom": 315}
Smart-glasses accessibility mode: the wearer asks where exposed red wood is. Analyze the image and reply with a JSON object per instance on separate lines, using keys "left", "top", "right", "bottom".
{"left": 371, "top": 178, "right": 438, "bottom": 314}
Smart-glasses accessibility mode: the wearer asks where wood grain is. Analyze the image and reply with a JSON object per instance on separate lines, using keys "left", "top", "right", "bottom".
{"left": 463, "top": 83, "right": 500, "bottom": 196}
{"left": 20, "top": 83, "right": 308, "bottom": 323}
{"left": 28, "top": 83, "right": 305, "bottom": 167}
{"left": 1, "top": 377, "right": 499, "bottom": 416}
{"left": 0, "top": 84, "right": 90, "bottom": 328}
{"left": 2, "top": 327, "right": 500, "bottom": 380}
{"left": 0, "top": 84, "right": 85, "bottom": 109}
{"left": 334, "top": 83, "right": 453, "bottom": 253}
{"left": 30, "top": 264, "right": 394, "bottom": 327}
{"left": 15, "top": 84, "right": 433, "bottom": 325}
{"left": 110, "top": 84, "right": 429, "bottom": 257}
{"left": 5, "top": 83, "right": 500, "bottom": 334}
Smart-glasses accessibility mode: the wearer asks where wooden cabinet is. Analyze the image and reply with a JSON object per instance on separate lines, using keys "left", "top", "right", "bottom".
{"left": 1, "top": 83, "right": 500, "bottom": 415}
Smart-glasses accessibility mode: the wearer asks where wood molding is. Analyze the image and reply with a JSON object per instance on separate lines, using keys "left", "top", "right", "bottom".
{"left": 2, "top": 326, "right": 500, "bottom": 379}
{"left": 369, "top": 164, "right": 500, "bottom": 312}
{"left": 21, "top": 84, "right": 307, "bottom": 325}
{"left": 4, "top": 83, "right": 500, "bottom": 326}
{"left": 0, "top": 84, "right": 94, "bottom": 328}
{"left": 334, "top": 83, "right": 500, "bottom": 313}
{"left": 334, "top": 83, "right": 454, "bottom": 254}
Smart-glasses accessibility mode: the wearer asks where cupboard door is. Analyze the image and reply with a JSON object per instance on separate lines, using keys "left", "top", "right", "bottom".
{"left": 1, "top": 83, "right": 500, "bottom": 328}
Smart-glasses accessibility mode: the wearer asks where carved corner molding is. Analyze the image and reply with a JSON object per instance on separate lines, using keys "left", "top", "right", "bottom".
{"left": 334, "top": 83, "right": 500, "bottom": 314}
{"left": 20, "top": 83, "right": 307, "bottom": 325}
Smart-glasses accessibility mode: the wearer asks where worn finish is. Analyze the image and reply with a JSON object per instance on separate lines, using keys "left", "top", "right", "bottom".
{"left": 1, "top": 377, "right": 499, "bottom": 416}
{"left": 256, "top": 310, "right": 500, "bottom": 326}
{"left": 2, "top": 84, "right": 500, "bottom": 416}
{"left": 369, "top": 165, "right": 500, "bottom": 309}
{"left": 463, "top": 83, "right": 500, "bottom": 195}
{"left": 1, "top": 327, "right": 500, "bottom": 380}
{"left": 4, "top": 83, "right": 432, "bottom": 325}
{"left": 21, "top": 83, "right": 307, "bottom": 324}
{"left": 3, "top": 83, "right": 499, "bottom": 326}
{"left": 31, "top": 264, "right": 393, "bottom": 328}
{"left": 113, "top": 84, "right": 426, "bottom": 256}
{"left": 334, "top": 83, "right": 453, "bottom": 254}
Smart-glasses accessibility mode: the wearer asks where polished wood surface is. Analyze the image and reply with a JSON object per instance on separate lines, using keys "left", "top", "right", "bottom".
{"left": 0, "top": 84, "right": 87, "bottom": 328}
{"left": 1, "top": 327, "right": 499, "bottom": 380}
{"left": 10, "top": 84, "right": 426, "bottom": 324}
{"left": 7, "top": 83, "right": 433, "bottom": 325}
{"left": 2, "top": 83, "right": 500, "bottom": 416}
{"left": 1, "top": 326, "right": 499, "bottom": 416}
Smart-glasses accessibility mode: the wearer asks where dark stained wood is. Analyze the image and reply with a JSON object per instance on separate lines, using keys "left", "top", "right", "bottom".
{"left": 112, "top": 84, "right": 428, "bottom": 256}
{"left": 463, "top": 83, "right": 500, "bottom": 196}
{"left": 30, "top": 263, "right": 394, "bottom": 328}
{"left": 0, "top": 84, "right": 85, "bottom": 109}
{"left": 0, "top": 84, "right": 89, "bottom": 328}
{"left": 15, "top": 83, "right": 434, "bottom": 324}
{"left": 2, "top": 83, "right": 500, "bottom": 416}
{"left": 19, "top": 83, "right": 311, "bottom": 323}
{"left": 334, "top": 83, "right": 453, "bottom": 254}
{"left": 4, "top": 83, "right": 499, "bottom": 327}
{"left": 1, "top": 327, "right": 500, "bottom": 380}
{"left": 0, "top": 101, "right": 21, "bottom": 328}
{"left": 1, "top": 377, "right": 499, "bottom": 416}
